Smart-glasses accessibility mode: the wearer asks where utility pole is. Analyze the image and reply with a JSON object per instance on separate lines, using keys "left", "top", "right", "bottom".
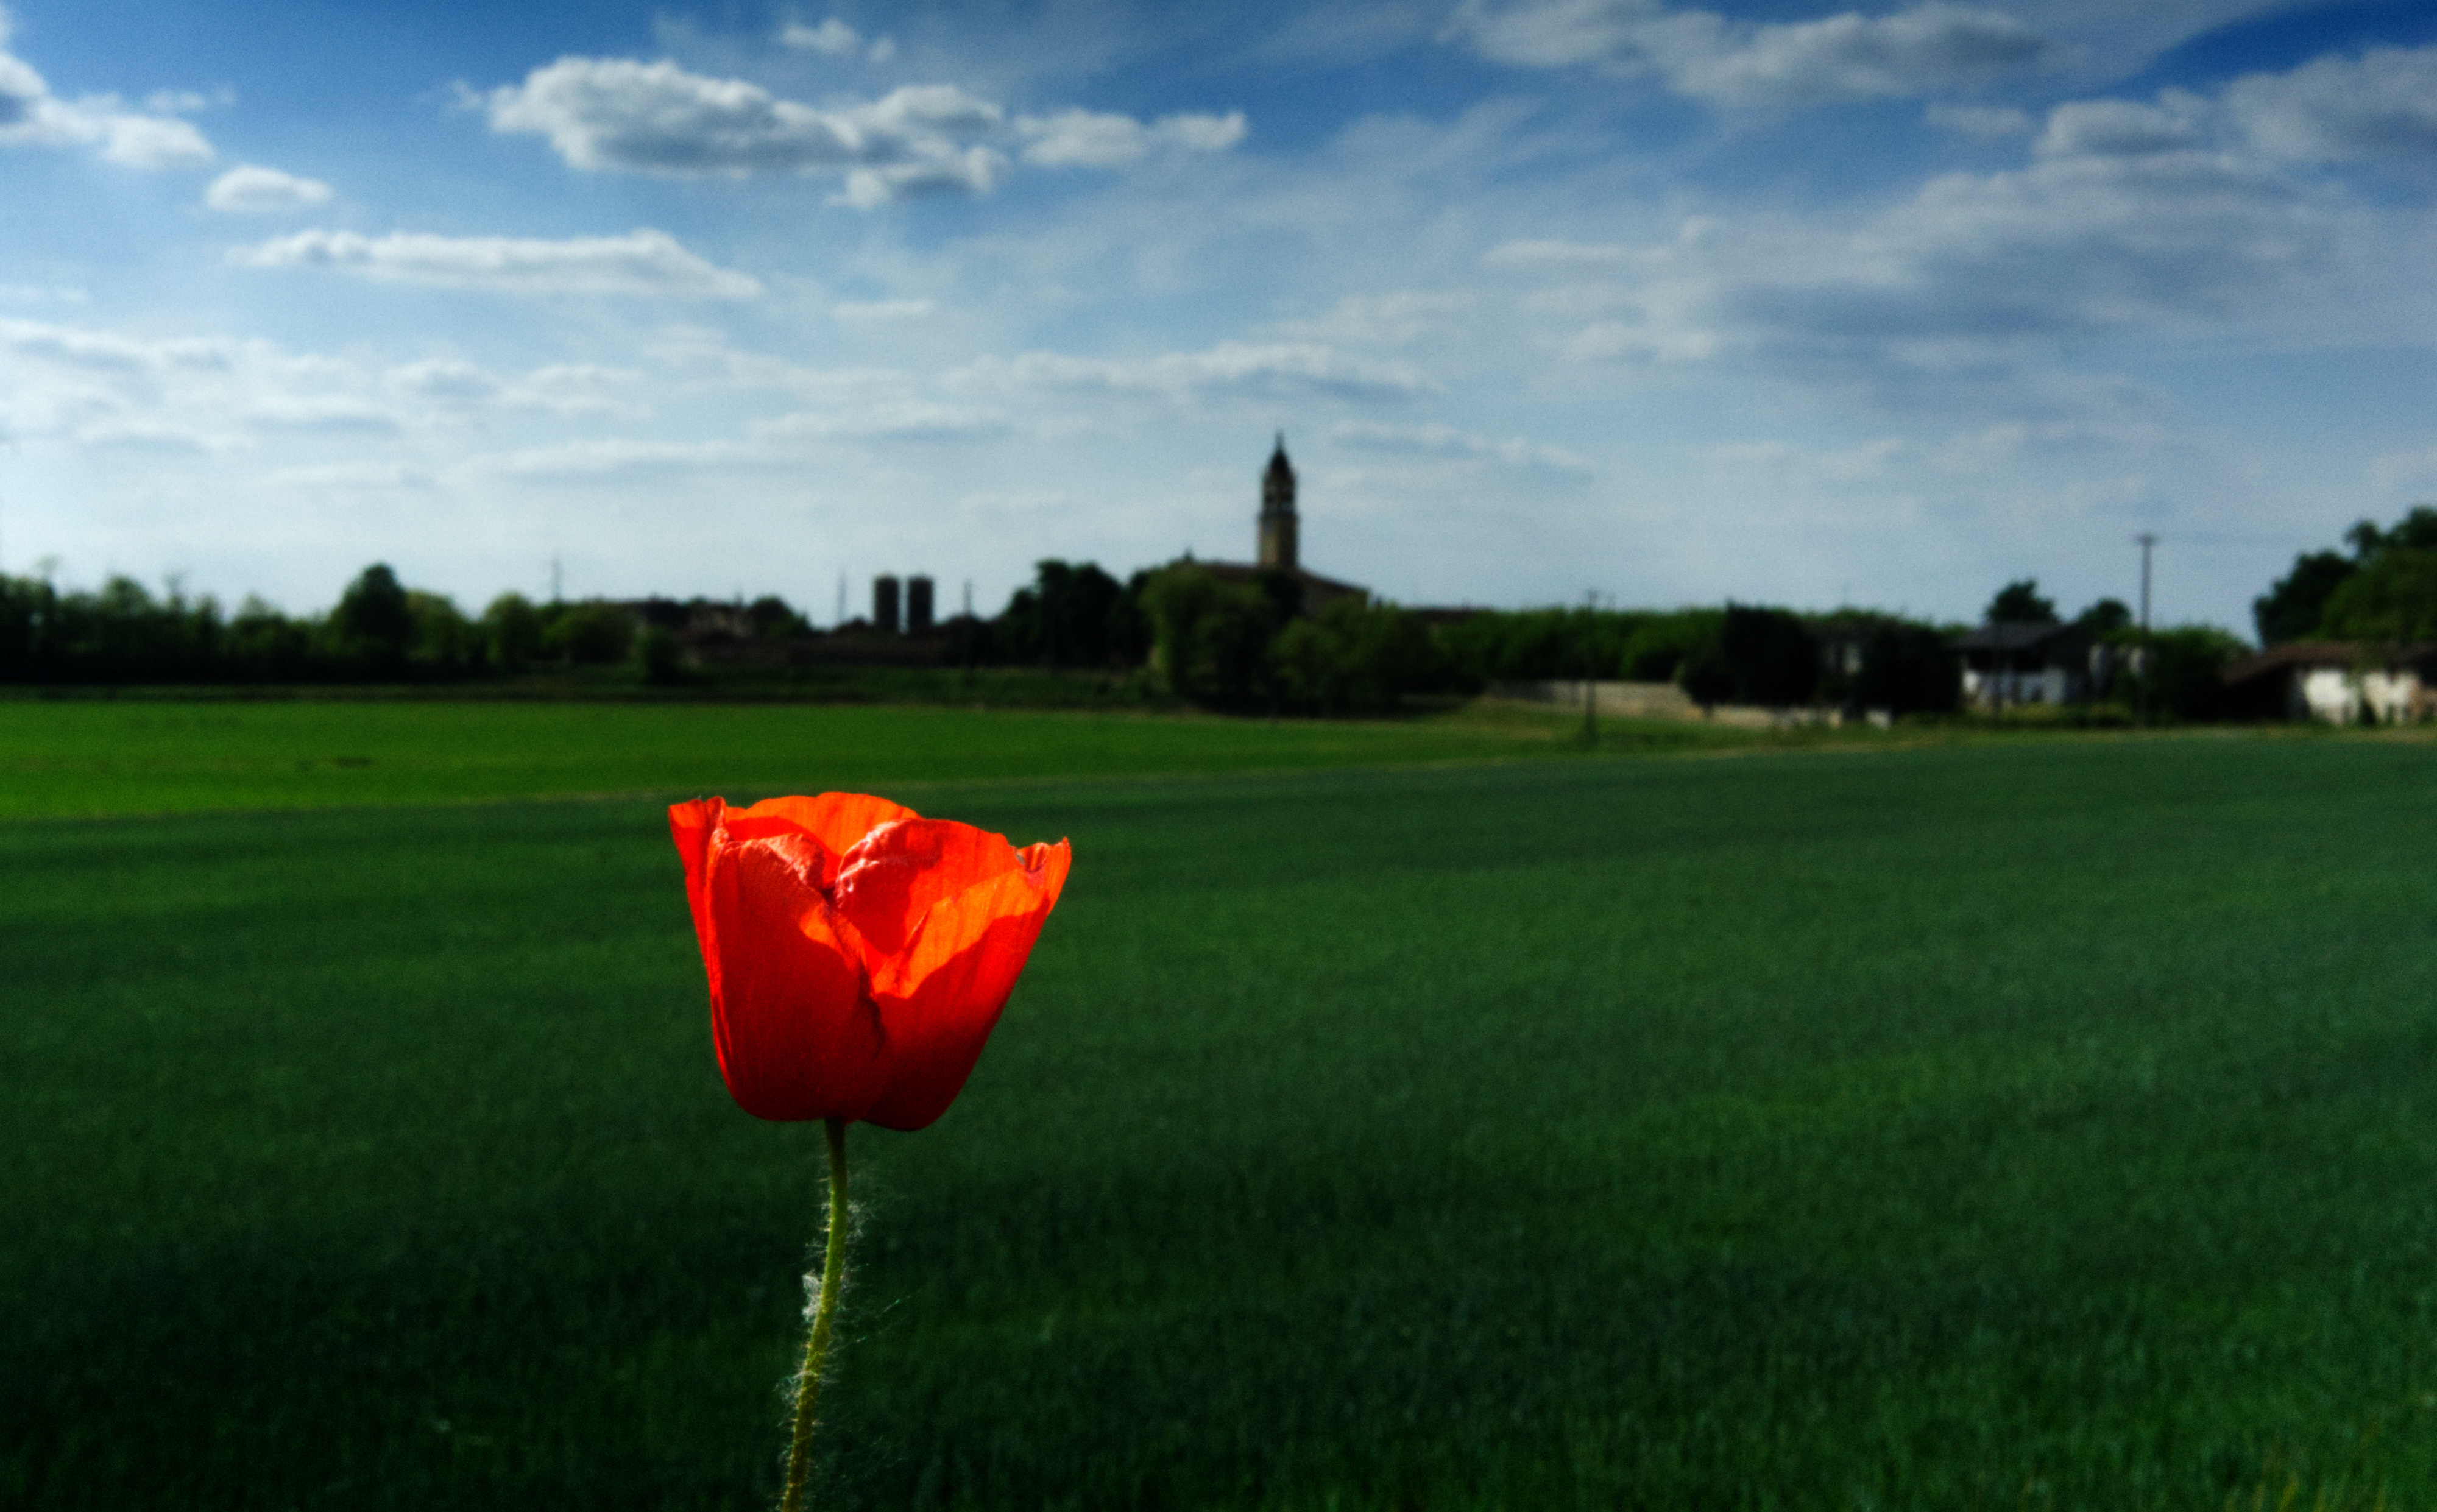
{"left": 550, "top": 555, "right": 562, "bottom": 604}
{"left": 1580, "top": 588, "right": 1600, "bottom": 747}
{"left": 2136, "top": 532, "right": 2157, "bottom": 729}
{"left": 835, "top": 572, "right": 847, "bottom": 629}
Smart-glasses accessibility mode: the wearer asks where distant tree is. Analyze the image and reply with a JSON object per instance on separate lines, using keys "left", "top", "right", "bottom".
{"left": 225, "top": 595, "right": 314, "bottom": 681}
{"left": 1618, "top": 610, "right": 1722, "bottom": 682}
{"left": 1986, "top": 579, "right": 2058, "bottom": 624}
{"left": 2315, "top": 548, "right": 2437, "bottom": 643}
{"left": 543, "top": 602, "right": 637, "bottom": 665}
{"left": 1854, "top": 623, "right": 1962, "bottom": 715}
{"left": 1718, "top": 604, "right": 1819, "bottom": 706}
{"left": 2254, "top": 503, "right": 2437, "bottom": 644}
{"left": 331, "top": 564, "right": 415, "bottom": 669}
{"left": 1139, "top": 566, "right": 1279, "bottom": 706}
{"left": 2252, "top": 551, "right": 2354, "bottom": 645}
{"left": 482, "top": 593, "right": 545, "bottom": 668}
{"left": 407, "top": 591, "right": 478, "bottom": 669}
{"left": 1106, "top": 570, "right": 1155, "bottom": 668}
{"left": 633, "top": 624, "right": 690, "bottom": 684}
{"left": 2148, "top": 626, "right": 2249, "bottom": 721}
{"left": 2343, "top": 504, "right": 2437, "bottom": 561}
{"left": 999, "top": 560, "right": 1124, "bottom": 668}
{"left": 1677, "top": 647, "right": 1736, "bottom": 711}
{"left": 1270, "top": 598, "right": 1441, "bottom": 713}
{"left": 2077, "top": 598, "right": 2133, "bottom": 634}
{"left": 745, "top": 596, "right": 805, "bottom": 639}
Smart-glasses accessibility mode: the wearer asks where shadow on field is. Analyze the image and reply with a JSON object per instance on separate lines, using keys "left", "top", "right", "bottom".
{"left": 12, "top": 742, "right": 2437, "bottom": 1509}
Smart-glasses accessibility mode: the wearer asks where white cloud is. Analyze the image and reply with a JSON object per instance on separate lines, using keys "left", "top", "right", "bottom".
{"left": 2222, "top": 46, "right": 2437, "bottom": 163}
{"left": 779, "top": 18, "right": 861, "bottom": 56}
{"left": 952, "top": 341, "right": 1431, "bottom": 403}
{"left": 1016, "top": 108, "right": 1247, "bottom": 167}
{"left": 779, "top": 16, "right": 896, "bottom": 62}
{"left": 71, "top": 420, "right": 227, "bottom": 453}
{"left": 204, "top": 163, "right": 333, "bottom": 212}
{"left": 2034, "top": 98, "right": 2202, "bottom": 160}
{"left": 1272, "top": 291, "right": 1478, "bottom": 347}
{"left": 836, "top": 144, "right": 1006, "bottom": 207}
{"left": 1482, "top": 238, "right": 1642, "bottom": 269}
{"left": 1926, "top": 102, "right": 2029, "bottom": 138}
{"left": 478, "top": 57, "right": 1006, "bottom": 199}
{"left": 389, "top": 358, "right": 501, "bottom": 401}
{"left": 230, "top": 228, "right": 762, "bottom": 299}
{"left": 1450, "top": 0, "right": 2050, "bottom": 106}
{"left": 479, "top": 55, "right": 1245, "bottom": 205}
{"left": 0, "top": 23, "right": 213, "bottom": 166}
{"left": 497, "top": 437, "right": 763, "bottom": 476}
{"left": 752, "top": 400, "right": 1008, "bottom": 439}
{"left": 832, "top": 297, "right": 934, "bottom": 321}
{"left": 1331, "top": 418, "right": 1591, "bottom": 471}
{"left": 267, "top": 461, "right": 436, "bottom": 490}
{"left": 242, "top": 397, "right": 400, "bottom": 433}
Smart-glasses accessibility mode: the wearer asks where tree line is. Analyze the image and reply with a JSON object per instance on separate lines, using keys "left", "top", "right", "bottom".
{"left": 17, "top": 508, "right": 2436, "bottom": 714}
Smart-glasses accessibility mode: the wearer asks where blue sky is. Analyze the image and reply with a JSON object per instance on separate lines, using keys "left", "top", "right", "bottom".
{"left": 4, "top": 0, "right": 2435, "bottom": 631}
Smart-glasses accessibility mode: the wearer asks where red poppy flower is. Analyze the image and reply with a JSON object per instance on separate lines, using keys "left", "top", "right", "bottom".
{"left": 668, "top": 793, "right": 1071, "bottom": 1130}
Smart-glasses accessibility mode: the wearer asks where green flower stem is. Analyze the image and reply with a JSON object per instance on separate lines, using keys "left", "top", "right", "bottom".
{"left": 781, "top": 1117, "right": 851, "bottom": 1512}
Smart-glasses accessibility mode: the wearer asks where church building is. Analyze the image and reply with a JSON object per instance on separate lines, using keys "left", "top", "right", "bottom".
{"left": 1190, "top": 435, "right": 1367, "bottom": 615}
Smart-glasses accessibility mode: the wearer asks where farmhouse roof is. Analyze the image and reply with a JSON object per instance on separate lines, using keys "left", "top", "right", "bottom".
{"left": 1950, "top": 620, "right": 2081, "bottom": 654}
{"left": 2221, "top": 640, "right": 2437, "bottom": 685}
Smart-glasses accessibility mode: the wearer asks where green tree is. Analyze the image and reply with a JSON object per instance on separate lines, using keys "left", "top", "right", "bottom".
{"left": 407, "top": 592, "right": 478, "bottom": 669}
{"left": 1854, "top": 623, "right": 1962, "bottom": 715}
{"left": 999, "top": 560, "right": 1125, "bottom": 668}
{"left": 2315, "top": 548, "right": 2437, "bottom": 643}
{"left": 1717, "top": 604, "right": 1819, "bottom": 706}
{"left": 482, "top": 593, "right": 545, "bottom": 668}
{"left": 2254, "top": 551, "right": 2354, "bottom": 645}
{"left": 331, "top": 564, "right": 414, "bottom": 670}
{"left": 1618, "top": 610, "right": 1722, "bottom": 682}
{"left": 2077, "top": 598, "right": 2132, "bottom": 634}
{"left": 1270, "top": 598, "right": 1440, "bottom": 713}
{"left": 543, "top": 602, "right": 637, "bottom": 665}
{"left": 1139, "top": 567, "right": 1279, "bottom": 706}
{"left": 2147, "top": 626, "right": 2248, "bottom": 721}
{"left": 1986, "top": 579, "right": 2058, "bottom": 624}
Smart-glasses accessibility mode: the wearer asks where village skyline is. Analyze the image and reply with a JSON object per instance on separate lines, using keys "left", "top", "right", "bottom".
{"left": 3, "top": 1, "right": 2435, "bottom": 633}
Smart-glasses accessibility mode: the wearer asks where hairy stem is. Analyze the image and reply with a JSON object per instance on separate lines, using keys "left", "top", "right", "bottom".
{"left": 780, "top": 1117, "right": 850, "bottom": 1512}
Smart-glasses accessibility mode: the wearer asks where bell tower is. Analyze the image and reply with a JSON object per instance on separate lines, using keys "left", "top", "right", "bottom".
{"left": 1258, "top": 433, "right": 1297, "bottom": 571}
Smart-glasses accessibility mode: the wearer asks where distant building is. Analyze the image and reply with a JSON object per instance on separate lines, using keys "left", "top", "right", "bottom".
{"left": 1259, "top": 436, "right": 1298, "bottom": 570}
{"left": 907, "top": 575, "right": 935, "bottom": 634}
{"left": 872, "top": 575, "right": 901, "bottom": 634}
{"left": 1186, "top": 434, "right": 1367, "bottom": 616}
{"left": 1953, "top": 620, "right": 2106, "bottom": 707}
{"left": 2221, "top": 641, "right": 2437, "bottom": 723}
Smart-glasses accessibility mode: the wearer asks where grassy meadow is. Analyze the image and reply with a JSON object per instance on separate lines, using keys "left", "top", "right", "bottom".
{"left": 0, "top": 694, "right": 1730, "bottom": 819}
{"left": 7, "top": 700, "right": 2437, "bottom": 1509}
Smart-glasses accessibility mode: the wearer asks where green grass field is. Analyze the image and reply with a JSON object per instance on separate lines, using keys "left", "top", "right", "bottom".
{"left": 0, "top": 695, "right": 1745, "bottom": 818}
{"left": 7, "top": 702, "right": 2436, "bottom": 1509}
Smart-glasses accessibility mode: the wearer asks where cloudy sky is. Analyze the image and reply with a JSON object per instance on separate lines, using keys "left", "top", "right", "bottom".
{"left": 4, "top": 0, "right": 2434, "bottom": 631}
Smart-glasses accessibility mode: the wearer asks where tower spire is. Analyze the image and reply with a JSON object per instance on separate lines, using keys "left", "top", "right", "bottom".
{"left": 1258, "top": 434, "right": 1298, "bottom": 571}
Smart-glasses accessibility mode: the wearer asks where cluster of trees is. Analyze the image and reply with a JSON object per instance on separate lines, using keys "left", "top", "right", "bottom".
{"left": 0, "top": 564, "right": 690, "bottom": 685}
{"left": 52, "top": 521, "right": 2437, "bottom": 721}
{"left": 2255, "top": 505, "right": 2437, "bottom": 645}
{"left": 1976, "top": 576, "right": 2248, "bottom": 722}
{"left": 983, "top": 558, "right": 1964, "bottom": 717}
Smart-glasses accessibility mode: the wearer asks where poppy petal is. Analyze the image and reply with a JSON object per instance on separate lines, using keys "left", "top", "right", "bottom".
{"left": 698, "top": 830, "right": 889, "bottom": 1122}
{"left": 832, "top": 817, "right": 1030, "bottom": 955}
{"left": 860, "top": 841, "right": 1070, "bottom": 1131}
{"left": 716, "top": 793, "right": 920, "bottom": 891}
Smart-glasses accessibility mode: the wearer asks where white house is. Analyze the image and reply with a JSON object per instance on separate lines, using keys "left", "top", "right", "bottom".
{"left": 1952, "top": 621, "right": 2110, "bottom": 708}
{"left": 2220, "top": 642, "right": 2437, "bottom": 724}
